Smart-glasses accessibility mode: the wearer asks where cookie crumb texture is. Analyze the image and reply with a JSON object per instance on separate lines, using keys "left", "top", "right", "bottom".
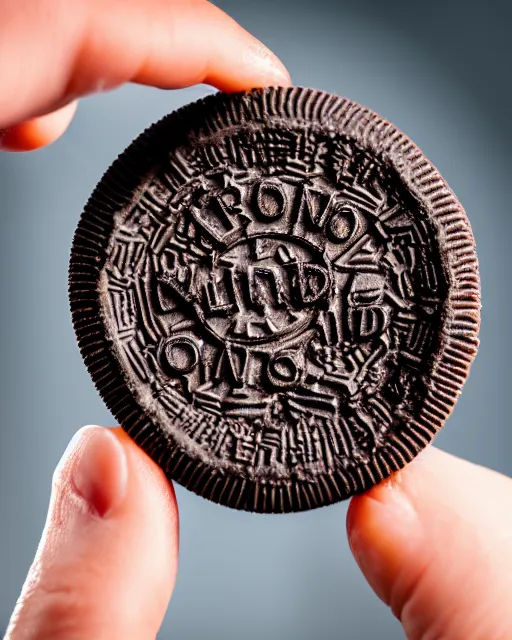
{"left": 69, "top": 87, "right": 480, "bottom": 512}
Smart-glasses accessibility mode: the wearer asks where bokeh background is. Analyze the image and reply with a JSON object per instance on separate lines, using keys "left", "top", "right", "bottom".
{"left": 1, "top": 0, "right": 510, "bottom": 637}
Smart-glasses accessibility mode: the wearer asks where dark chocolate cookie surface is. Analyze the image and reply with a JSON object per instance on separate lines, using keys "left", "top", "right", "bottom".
{"left": 69, "top": 87, "right": 480, "bottom": 512}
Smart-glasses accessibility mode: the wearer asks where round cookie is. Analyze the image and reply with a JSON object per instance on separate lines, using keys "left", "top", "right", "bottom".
{"left": 68, "top": 87, "right": 480, "bottom": 513}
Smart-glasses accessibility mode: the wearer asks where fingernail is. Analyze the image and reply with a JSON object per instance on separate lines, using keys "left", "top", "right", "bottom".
{"left": 243, "top": 39, "right": 292, "bottom": 86}
{"left": 61, "top": 426, "right": 128, "bottom": 517}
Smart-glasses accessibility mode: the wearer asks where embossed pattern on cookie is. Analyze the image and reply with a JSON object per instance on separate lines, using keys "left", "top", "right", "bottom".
{"left": 69, "top": 87, "right": 481, "bottom": 513}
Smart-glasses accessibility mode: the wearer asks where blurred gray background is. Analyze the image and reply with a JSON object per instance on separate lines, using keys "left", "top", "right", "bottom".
{"left": 1, "top": 0, "right": 510, "bottom": 637}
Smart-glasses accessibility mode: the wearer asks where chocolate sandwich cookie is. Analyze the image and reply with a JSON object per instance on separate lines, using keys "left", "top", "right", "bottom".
{"left": 69, "top": 87, "right": 480, "bottom": 513}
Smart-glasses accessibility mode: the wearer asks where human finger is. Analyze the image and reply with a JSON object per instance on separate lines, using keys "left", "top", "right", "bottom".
{"left": 347, "top": 446, "right": 512, "bottom": 640}
{"left": 0, "top": 0, "right": 291, "bottom": 150}
{"left": 0, "top": 101, "right": 78, "bottom": 152}
{"left": 5, "top": 426, "right": 179, "bottom": 640}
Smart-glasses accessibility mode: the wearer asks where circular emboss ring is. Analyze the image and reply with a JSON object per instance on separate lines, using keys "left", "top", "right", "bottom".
{"left": 69, "top": 87, "right": 480, "bottom": 513}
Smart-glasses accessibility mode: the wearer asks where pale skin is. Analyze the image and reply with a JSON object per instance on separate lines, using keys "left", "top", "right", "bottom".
{"left": 2, "top": 1, "right": 511, "bottom": 638}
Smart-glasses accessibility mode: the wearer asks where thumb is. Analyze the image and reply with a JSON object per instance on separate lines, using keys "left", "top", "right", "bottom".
{"left": 347, "top": 446, "right": 512, "bottom": 640}
{"left": 5, "top": 426, "right": 179, "bottom": 640}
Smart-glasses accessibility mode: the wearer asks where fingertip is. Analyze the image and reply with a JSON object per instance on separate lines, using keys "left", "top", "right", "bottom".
{"left": 347, "top": 475, "right": 423, "bottom": 608}
{"left": 0, "top": 100, "right": 78, "bottom": 152}
{"left": 237, "top": 36, "right": 292, "bottom": 88}
{"left": 70, "top": 426, "right": 128, "bottom": 519}
{"left": 345, "top": 445, "right": 509, "bottom": 635}
{"left": 190, "top": 2, "right": 292, "bottom": 93}
{"left": 6, "top": 423, "right": 180, "bottom": 640}
{"left": 205, "top": 38, "right": 292, "bottom": 93}
{"left": 346, "top": 450, "right": 447, "bottom": 611}
{"left": 347, "top": 445, "right": 444, "bottom": 544}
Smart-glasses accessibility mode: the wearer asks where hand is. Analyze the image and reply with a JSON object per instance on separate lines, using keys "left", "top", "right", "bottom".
{"left": 5, "top": 426, "right": 179, "bottom": 639}
{"left": 3, "top": 2, "right": 511, "bottom": 639}
{"left": 347, "top": 446, "right": 512, "bottom": 639}
{"left": 9, "top": 427, "right": 512, "bottom": 640}
{"left": 0, "top": 0, "right": 290, "bottom": 151}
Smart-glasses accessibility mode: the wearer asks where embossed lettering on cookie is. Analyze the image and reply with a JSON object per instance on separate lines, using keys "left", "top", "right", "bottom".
{"left": 69, "top": 87, "right": 480, "bottom": 513}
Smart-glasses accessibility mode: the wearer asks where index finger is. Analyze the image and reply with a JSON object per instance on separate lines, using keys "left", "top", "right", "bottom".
{"left": 0, "top": 0, "right": 291, "bottom": 147}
